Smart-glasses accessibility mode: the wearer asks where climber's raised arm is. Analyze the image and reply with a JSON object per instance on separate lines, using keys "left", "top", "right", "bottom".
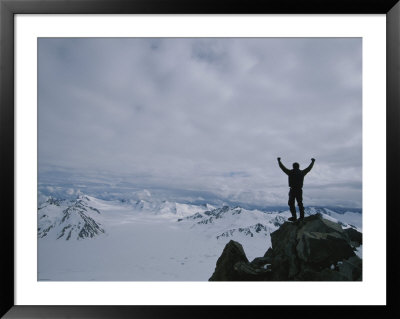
{"left": 302, "top": 158, "right": 315, "bottom": 175}
{"left": 277, "top": 157, "right": 290, "bottom": 175}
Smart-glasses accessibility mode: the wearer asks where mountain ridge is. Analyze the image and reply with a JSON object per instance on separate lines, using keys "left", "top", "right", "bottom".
{"left": 38, "top": 195, "right": 105, "bottom": 240}
{"left": 38, "top": 194, "right": 362, "bottom": 243}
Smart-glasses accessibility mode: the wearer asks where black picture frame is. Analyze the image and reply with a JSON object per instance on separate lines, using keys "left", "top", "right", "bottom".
{"left": 1, "top": 0, "right": 399, "bottom": 318}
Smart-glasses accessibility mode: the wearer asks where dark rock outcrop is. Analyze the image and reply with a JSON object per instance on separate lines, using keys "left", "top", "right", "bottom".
{"left": 209, "top": 240, "right": 272, "bottom": 281}
{"left": 209, "top": 241, "right": 249, "bottom": 281}
{"left": 209, "top": 214, "right": 362, "bottom": 281}
{"left": 343, "top": 227, "right": 363, "bottom": 247}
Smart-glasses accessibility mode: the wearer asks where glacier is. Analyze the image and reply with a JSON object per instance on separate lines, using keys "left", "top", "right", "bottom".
{"left": 38, "top": 194, "right": 362, "bottom": 281}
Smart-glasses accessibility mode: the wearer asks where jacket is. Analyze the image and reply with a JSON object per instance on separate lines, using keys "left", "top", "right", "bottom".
{"left": 279, "top": 161, "right": 314, "bottom": 189}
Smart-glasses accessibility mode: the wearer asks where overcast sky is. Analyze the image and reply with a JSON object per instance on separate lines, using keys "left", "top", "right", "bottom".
{"left": 38, "top": 38, "right": 362, "bottom": 208}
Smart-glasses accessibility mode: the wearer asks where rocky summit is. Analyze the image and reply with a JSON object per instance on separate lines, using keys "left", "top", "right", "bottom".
{"left": 209, "top": 213, "right": 362, "bottom": 281}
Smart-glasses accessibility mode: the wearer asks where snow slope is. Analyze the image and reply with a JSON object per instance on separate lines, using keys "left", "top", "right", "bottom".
{"left": 38, "top": 195, "right": 362, "bottom": 281}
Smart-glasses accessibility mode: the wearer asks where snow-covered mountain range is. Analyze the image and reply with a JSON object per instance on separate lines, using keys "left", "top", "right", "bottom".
{"left": 38, "top": 194, "right": 362, "bottom": 281}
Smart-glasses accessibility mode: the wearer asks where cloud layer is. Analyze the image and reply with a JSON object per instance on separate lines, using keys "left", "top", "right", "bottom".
{"left": 38, "top": 38, "right": 362, "bottom": 207}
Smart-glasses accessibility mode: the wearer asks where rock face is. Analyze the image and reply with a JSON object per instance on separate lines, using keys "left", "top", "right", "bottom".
{"left": 209, "top": 240, "right": 272, "bottom": 281}
{"left": 209, "top": 214, "right": 362, "bottom": 281}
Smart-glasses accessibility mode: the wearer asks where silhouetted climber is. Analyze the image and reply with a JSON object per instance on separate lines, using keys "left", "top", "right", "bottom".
{"left": 277, "top": 157, "right": 315, "bottom": 222}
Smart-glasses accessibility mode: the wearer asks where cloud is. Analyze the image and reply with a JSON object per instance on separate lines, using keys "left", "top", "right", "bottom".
{"left": 38, "top": 38, "right": 362, "bottom": 207}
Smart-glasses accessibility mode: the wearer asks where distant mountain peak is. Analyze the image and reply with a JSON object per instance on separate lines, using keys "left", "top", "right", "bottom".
{"left": 38, "top": 196, "right": 105, "bottom": 240}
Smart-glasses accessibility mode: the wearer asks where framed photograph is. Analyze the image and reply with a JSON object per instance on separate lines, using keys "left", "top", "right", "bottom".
{"left": 1, "top": 0, "right": 399, "bottom": 318}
